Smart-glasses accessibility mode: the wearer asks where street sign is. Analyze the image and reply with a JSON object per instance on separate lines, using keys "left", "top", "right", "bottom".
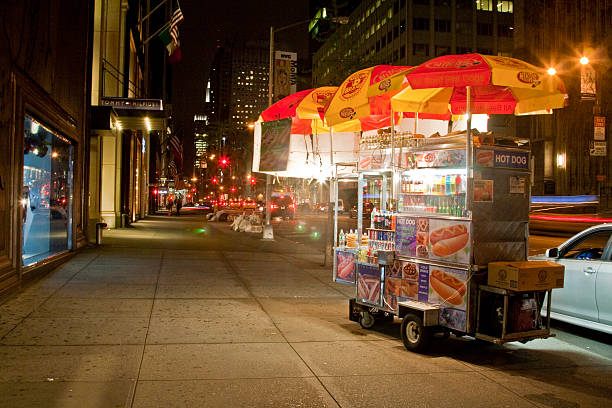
{"left": 589, "top": 140, "right": 607, "bottom": 156}
{"left": 594, "top": 116, "right": 606, "bottom": 141}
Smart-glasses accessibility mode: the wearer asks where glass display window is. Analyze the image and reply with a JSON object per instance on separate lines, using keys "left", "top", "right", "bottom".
{"left": 22, "top": 115, "right": 73, "bottom": 266}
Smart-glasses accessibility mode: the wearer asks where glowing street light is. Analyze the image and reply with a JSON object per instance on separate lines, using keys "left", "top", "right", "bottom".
{"left": 547, "top": 67, "right": 557, "bottom": 75}
{"left": 580, "top": 56, "right": 589, "bottom": 65}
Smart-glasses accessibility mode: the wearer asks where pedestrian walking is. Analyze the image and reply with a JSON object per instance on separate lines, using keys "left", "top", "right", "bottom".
{"left": 176, "top": 196, "right": 183, "bottom": 216}
{"left": 167, "top": 196, "right": 174, "bottom": 216}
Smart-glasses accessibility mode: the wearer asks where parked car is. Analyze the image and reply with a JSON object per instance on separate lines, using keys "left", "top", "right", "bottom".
{"left": 530, "top": 224, "right": 612, "bottom": 335}
{"left": 349, "top": 202, "right": 374, "bottom": 219}
{"left": 268, "top": 195, "right": 295, "bottom": 220}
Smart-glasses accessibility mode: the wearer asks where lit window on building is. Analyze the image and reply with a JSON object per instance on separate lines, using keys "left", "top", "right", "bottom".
{"left": 497, "top": 1, "right": 513, "bottom": 13}
{"left": 476, "top": 0, "right": 493, "bottom": 11}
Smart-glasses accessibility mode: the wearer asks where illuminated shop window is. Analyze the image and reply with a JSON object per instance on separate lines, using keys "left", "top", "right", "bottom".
{"left": 22, "top": 115, "right": 73, "bottom": 266}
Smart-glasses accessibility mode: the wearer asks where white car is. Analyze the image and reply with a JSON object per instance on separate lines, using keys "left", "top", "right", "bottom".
{"left": 531, "top": 224, "right": 612, "bottom": 335}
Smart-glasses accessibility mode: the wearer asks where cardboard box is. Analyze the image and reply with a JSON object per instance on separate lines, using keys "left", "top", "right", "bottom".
{"left": 488, "top": 261, "right": 565, "bottom": 291}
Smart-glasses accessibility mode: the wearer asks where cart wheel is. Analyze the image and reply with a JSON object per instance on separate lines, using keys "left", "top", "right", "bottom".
{"left": 401, "top": 314, "right": 432, "bottom": 352}
{"left": 359, "top": 311, "right": 376, "bottom": 329}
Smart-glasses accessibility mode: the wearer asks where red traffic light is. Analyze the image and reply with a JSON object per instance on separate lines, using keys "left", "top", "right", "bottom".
{"left": 250, "top": 178, "right": 256, "bottom": 184}
{"left": 191, "top": 188, "right": 196, "bottom": 192}
{"left": 219, "top": 156, "right": 229, "bottom": 167}
{"left": 212, "top": 177, "right": 218, "bottom": 184}
{"left": 152, "top": 189, "right": 158, "bottom": 195}
{"left": 187, "top": 194, "right": 191, "bottom": 199}
{"left": 230, "top": 187, "right": 236, "bottom": 192}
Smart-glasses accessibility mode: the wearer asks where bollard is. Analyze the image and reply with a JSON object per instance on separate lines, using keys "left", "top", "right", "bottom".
{"left": 95, "top": 222, "right": 107, "bottom": 245}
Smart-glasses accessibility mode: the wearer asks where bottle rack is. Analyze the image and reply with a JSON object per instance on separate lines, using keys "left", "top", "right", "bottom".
{"left": 367, "top": 228, "right": 395, "bottom": 252}
{"left": 399, "top": 171, "right": 467, "bottom": 217}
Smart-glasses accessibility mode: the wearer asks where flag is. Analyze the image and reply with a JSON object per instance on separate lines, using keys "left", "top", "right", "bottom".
{"left": 169, "top": 133, "right": 183, "bottom": 166}
{"left": 169, "top": 6, "right": 184, "bottom": 43}
{"left": 168, "top": 159, "right": 178, "bottom": 177}
{"left": 158, "top": 4, "right": 184, "bottom": 64}
{"left": 158, "top": 27, "right": 182, "bottom": 64}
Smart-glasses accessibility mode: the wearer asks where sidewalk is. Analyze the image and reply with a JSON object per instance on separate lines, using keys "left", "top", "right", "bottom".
{"left": 1, "top": 214, "right": 611, "bottom": 407}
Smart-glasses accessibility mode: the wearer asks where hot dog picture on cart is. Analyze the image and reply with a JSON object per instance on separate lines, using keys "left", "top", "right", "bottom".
{"left": 427, "top": 218, "right": 471, "bottom": 264}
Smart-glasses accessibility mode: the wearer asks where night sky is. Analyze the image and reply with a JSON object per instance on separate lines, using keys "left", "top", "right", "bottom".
{"left": 169, "top": 0, "right": 310, "bottom": 175}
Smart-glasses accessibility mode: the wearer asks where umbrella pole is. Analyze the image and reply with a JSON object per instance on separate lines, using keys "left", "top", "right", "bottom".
{"left": 466, "top": 85, "right": 472, "bottom": 218}
{"left": 390, "top": 108, "right": 395, "bottom": 210}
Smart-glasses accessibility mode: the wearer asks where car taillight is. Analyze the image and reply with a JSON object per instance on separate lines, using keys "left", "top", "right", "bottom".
{"left": 289, "top": 203, "right": 295, "bottom": 209}
{"left": 270, "top": 204, "right": 278, "bottom": 209}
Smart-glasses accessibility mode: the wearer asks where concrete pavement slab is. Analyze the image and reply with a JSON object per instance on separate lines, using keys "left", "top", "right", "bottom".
{"left": 319, "top": 372, "right": 536, "bottom": 408}
{"left": 431, "top": 336, "right": 612, "bottom": 371}
{"left": 157, "top": 269, "right": 234, "bottom": 285}
{"left": 0, "top": 317, "right": 149, "bottom": 345}
{"left": 54, "top": 282, "right": 157, "bottom": 298}
{"left": 151, "top": 298, "right": 266, "bottom": 318}
{"left": 30, "top": 298, "right": 153, "bottom": 318}
{"left": 146, "top": 316, "right": 284, "bottom": 344}
{"left": 139, "top": 343, "right": 313, "bottom": 380}
{"left": 0, "top": 345, "right": 143, "bottom": 381}
{"left": 71, "top": 269, "right": 159, "bottom": 285}
{"left": 155, "top": 283, "right": 252, "bottom": 299}
{"left": 258, "top": 298, "right": 393, "bottom": 342}
{"left": 132, "top": 378, "right": 339, "bottom": 408}
{"left": 163, "top": 250, "right": 223, "bottom": 260}
{"left": 292, "top": 340, "right": 472, "bottom": 377}
{"left": 479, "top": 365, "right": 612, "bottom": 408}
{"left": 0, "top": 380, "right": 134, "bottom": 408}
{"left": 248, "top": 284, "right": 346, "bottom": 298}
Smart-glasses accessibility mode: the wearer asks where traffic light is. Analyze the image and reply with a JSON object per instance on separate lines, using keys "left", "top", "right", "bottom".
{"left": 250, "top": 178, "right": 256, "bottom": 184}
{"left": 152, "top": 189, "right": 158, "bottom": 195}
{"left": 219, "top": 156, "right": 229, "bottom": 167}
{"left": 230, "top": 186, "right": 236, "bottom": 192}
{"left": 187, "top": 193, "right": 191, "bottom": 199}
{"left": 191, "top": 188, "right": 196, "bottom": 192}
{"left": 212, "top": 177, "right": 218, "bottom": 184}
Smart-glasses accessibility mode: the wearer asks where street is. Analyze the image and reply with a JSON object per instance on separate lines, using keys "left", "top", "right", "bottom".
{"left": 1, "top": 213, "right": 610, "bottom": 407}
{"left": 273, "top": 211, "right": 570, "bottom": 256}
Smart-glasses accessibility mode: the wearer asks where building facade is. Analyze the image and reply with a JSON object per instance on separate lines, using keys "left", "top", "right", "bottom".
{"left": 514, "top": 0, "right": 612, "bottom": 198}
{"left": 313, "top": 0, "right": 514, "bottom": 85}
{"left": 89, "top": 0, "right": 168, "bottom": 231}
{"left": 0, "top": 1, "right": 92, "bottom": 293}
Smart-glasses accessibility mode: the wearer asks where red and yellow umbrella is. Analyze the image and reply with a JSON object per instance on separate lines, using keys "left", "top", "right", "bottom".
{"left": 391, "top": 54, "right": 567, "bottom": 115}
{"left": 259, "top": 87, "right": 337, "bottom": 121}
{"left": 324, "top": 65, "right": 413, "bottom": 126}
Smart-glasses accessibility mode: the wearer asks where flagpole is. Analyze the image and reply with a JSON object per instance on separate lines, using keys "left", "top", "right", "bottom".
{"left": 143, "top": 21, "right": 171, "bottom": 45}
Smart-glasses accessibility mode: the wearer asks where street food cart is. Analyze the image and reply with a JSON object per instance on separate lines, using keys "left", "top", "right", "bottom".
{"left": 331, "top": 53, "right": 568, "bottom": 352}
{"left": 334, "top": 129, "right": 565, "bottom": 351}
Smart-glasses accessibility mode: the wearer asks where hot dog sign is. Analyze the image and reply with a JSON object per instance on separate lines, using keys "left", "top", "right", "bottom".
{"left": 475, "top": 148, "right": 529, "bottom": 170}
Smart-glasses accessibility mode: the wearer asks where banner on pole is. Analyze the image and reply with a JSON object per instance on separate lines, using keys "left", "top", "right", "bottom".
{"left": 259, "top": 119, "right": 291, "bottom": 172}
{"left": 274, "top": 51, "right": 297, "bottom": 102}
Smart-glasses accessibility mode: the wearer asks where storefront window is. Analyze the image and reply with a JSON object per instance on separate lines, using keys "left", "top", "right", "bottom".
{"left": 22, "top": 115, "right": 73, "bottom": 266}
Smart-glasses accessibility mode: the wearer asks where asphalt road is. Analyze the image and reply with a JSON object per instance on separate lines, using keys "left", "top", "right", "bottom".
{"left": 271, "top": 212, "right": 571, "bottom": 256}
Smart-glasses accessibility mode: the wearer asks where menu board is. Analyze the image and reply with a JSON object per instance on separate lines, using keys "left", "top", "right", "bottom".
{"left": 357, "top": 263, "right": 381, "bottom": 306}
{"left": 335, "top": 249, "right": 355, "bottom": 284}
{"left": 394, "top": 216, "right": 418, "bottom": 257}
{"left": 415, "top": 149, "right": 466, "bottom": 168}
{"left": 395, "top": 261, "right": 468, "bottom": 332}
{"left": 475, "top": 148, "right": 529, "bottom": 170}
{"left": 395, "top": 216, "right": 471, "bottom": 266}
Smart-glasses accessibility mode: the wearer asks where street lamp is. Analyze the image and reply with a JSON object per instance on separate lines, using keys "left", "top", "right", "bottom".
{"left": 265, "top": 15, "right": 349, "bottom": 237}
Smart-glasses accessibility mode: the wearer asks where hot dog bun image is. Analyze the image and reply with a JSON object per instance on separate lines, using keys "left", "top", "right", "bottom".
{"left": 429, "top": 224, "right": 469, "bottom": 257}
{"left": 476, "top": 150, "right": 493, "bottom": 166}
{"left": 430, "top": 269, "right": 466, "bottom": 306}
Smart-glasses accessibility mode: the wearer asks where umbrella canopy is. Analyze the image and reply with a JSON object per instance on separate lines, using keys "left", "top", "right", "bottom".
{"left": 324, "top": 65, "right": 413, "bottom": 126}
{"left": 260, "top": 87, "right": 338, "bottom": 121}
{"left": 391, "top": 54, "right": 567, "bottom": 115}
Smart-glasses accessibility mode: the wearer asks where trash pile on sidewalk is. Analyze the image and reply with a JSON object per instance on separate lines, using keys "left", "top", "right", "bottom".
{"left": 206, "top": 210, "right": 263, "bottom": 233}
{"left": 230, "top": 213, "right": 263, "bottom": 233}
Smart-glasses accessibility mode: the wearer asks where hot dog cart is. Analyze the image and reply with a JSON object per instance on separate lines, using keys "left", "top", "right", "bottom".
{"left": 334, "top": 130, "right": 564, "bottom": 352}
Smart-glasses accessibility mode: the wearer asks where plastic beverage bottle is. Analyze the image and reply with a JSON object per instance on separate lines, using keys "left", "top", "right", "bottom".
{"left": 339, "top": 229, "right": 345, "bottom": 247}
{"left": 455, "top": 174, "right": 462, "bottom": 194}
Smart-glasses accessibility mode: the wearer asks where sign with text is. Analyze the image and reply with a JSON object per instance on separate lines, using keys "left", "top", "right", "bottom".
{"left": 101, "top": 98, "right": 163, "bottom": 111}
{"left": 594, "top": 116, "right": 606, "bottom": 141}
{"left": 274, "top": 51, "right": 297, "bottom": 101}
{"left": 475, "top": 148, "right": 529, "bottom": 169}
{"left": 590, "top": 140, "right": 607, "bottom": 156}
